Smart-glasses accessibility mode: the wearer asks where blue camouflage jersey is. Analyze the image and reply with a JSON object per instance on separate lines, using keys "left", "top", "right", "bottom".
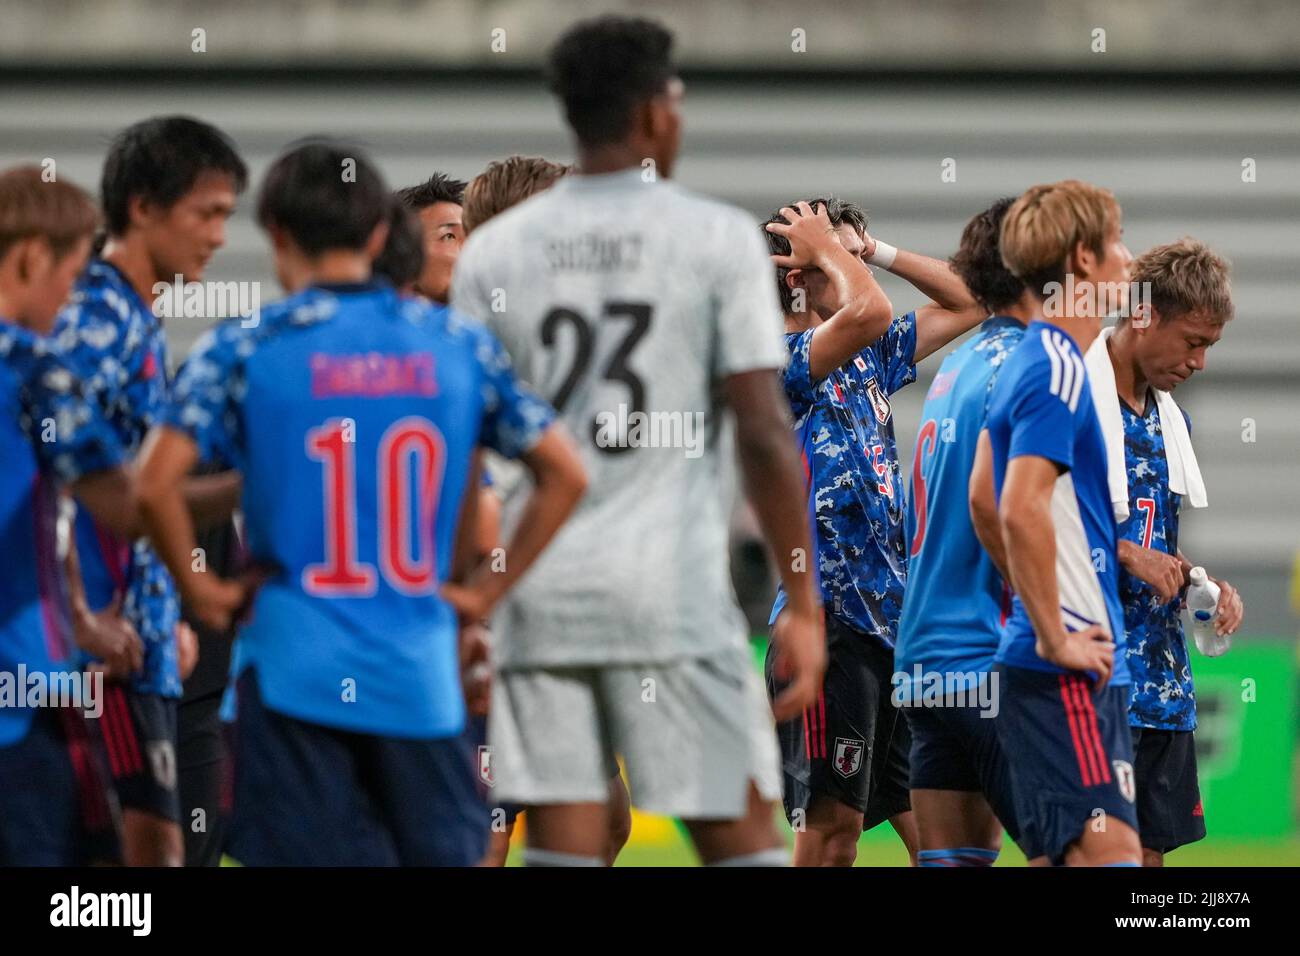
{"left": 896, "top": 316, "right": 1025, "bottom": 699}
{"left": 167, "top": 282, "right": 554, "bottom": 738}
{"left": 54, "top": 258, "right": 181, "bottom": 698}
{"left": 770, "top": 313, "right": 918, "bottom": 648}
{"left": 0, "top": 322, "right": 124, "bottom": 746}
{"left": 1117, "top": 395, "right": 1195, "bottom": 730}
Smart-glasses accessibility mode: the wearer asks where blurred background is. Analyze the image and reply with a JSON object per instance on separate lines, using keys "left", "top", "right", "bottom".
{"left": 1, "top": 0, "right": 1296, "bottom": 863}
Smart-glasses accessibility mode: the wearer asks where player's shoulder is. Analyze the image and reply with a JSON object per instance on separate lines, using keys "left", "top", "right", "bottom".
{"left": 55, "top": 258, "right": 151, "bottom": 345}
{"left": 660, "top": 182, "right": 759, "bottom": 239}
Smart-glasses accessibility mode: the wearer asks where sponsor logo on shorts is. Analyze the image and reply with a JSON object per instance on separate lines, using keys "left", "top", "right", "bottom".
{"left": 833, "top": 737, "right": 864, "bottom": 778}
{"left": 478, "top": 745, "right": 495, "bottom": 788}
{"left": 1113, "top": 759, "right": 1136, "bottom": 803}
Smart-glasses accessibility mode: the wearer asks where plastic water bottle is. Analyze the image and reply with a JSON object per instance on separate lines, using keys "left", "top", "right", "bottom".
{"left": 1187, "top": 567, "right": 1229, "bottom": 657}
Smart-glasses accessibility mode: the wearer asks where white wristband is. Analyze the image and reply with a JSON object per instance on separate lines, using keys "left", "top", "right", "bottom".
{"left": 867, "top": 240, "right": 897, "bottom": 270}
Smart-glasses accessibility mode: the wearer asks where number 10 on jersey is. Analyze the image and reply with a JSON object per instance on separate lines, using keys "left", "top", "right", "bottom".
{"left": 303, "top": 416, "right": 446, "bottom": 597}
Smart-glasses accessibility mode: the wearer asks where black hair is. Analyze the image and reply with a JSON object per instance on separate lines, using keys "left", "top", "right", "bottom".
{"left": 256, "top": 139, "right": 389, "bottom": 256}
{"left": 371, "top": 201, "right": 426, "bottom": 289}
{"left": 950, "top": 196, "right": 1025, "bottom": 314}
{"left": 762, "top": 197, "right": 869, "bottom": 315}
{"left": 101, "top": 115, "right": 247, "bottom": 236}
{"left": 395, "top": 172, "right": 467, "bottom": 211}
{"left": 545, "top": 15, "right": 675, "bottom": 148}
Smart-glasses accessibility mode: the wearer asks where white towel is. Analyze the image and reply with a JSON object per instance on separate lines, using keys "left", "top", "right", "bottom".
{"left": 1084, "top": 325, "right": 1208, "bottom": 523}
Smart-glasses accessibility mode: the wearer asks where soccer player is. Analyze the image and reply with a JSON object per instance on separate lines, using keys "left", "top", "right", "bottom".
{"left": 394, "top": 172, "right": 469, "bottom": 304}
{"left": 761, "top": 197, "right": 987, "bottom": 866}
{"left": 1088, "top": 238, "right": 1243, "bottom": 865}
{"left": 975, "top": 179, "right": 1140, "bottom": 866}
{"left": 53, "top": 116, "right": 248, "bottom": 866}
{"left": 456, "top": 153, "right": 633, "bottom": 867}
{"left": 0, "top": 167, "right": 142, "bottom": 864}
{"left": 895, "top": 196, "right": 1037, "bottom": 865}
{"left": 451, "top": 15, "right": 826, "bottom": 867}
{"left": 134, "top": 141, "right": 585, "bottom": 866}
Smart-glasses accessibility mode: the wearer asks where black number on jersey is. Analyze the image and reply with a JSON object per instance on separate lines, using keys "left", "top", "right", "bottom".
{"left": 539, "top": 301, "right": 652, "bottom": 454}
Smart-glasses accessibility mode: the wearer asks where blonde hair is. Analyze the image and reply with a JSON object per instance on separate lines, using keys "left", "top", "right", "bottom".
{"left": 999, "top": 179, "right": 1121, "bottom": 297}
{"left": 463, "top": 156, "right": 570, "bottom": 234}
{"left": 1129, "top": 237, "right": 1233, "bottom": 325}
{"left": 0, "top": 166, "right": 99, "bottom": 261}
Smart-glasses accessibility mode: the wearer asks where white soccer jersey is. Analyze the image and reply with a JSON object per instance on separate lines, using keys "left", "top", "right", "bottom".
{"left": 452, "top": 168, "right": 787, "bottom": 667}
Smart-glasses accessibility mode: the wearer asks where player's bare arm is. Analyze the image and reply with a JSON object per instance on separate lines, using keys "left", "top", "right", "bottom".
{"left": 881, "top": 241, "right": 986, "bottom": 362}
{"left": 726, "top": 367, "right": 826, "bottom": 721}
{"left": 69, "top": 465, "right": 142, "bottom": 537}
{"left": 441, "top": 423, "right": 587, "bottom": 624}
{"left": 1117, "top": 539, "right": 1185, "bottom": 603}
{"left": 999, "top": 453, "right": 1114, "bottom": 684}
{"left": 134, "top": 424, "right": 247, "bottom": 632}
{"left": 968, "top": 428, "right": 1010, "bottom": 582}
{"left": 64, "top": 519, "right": 144, "bottom": 679}
{"left": 183, "top": 470, "right": 243, "bottom": 532}
{"left": 766, "top": 200, "right": 893, "bottom": 380}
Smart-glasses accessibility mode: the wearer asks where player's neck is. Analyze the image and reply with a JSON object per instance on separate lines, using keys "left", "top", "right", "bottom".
{"left": 1107, "top": 322, "right": 1150, "bottom": 411}
{"left": 100, "top": 236, "right": 164, "bottom": 307}
{"left": 291, "top": 251, "right": 374, "bottom": 292}
{"left": 575, "top": 143, "right": 666, "bottom": 178}
{"left": 1035, "top": 308, "right": 1101, "bottom": 354}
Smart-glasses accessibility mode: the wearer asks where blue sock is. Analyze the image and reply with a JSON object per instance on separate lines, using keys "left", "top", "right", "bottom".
{"left": 918, "top": 847, "right": 999, "bottom": 867}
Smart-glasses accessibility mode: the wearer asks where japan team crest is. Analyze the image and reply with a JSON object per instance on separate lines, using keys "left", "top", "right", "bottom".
{"left": 1113, "top": 759, "right": 1136, "bottom": 803}
{"left": 833, "top": 737, "right": 865, "bottom": 778}
{"left": 478, "top": 745, "right": 495, "bottom": 788}
{"left": 865, "top": 376, "right": 891, "bottom": 424}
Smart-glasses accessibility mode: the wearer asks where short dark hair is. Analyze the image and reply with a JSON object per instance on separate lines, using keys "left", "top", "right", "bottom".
{"left": 256, "top": 140, "right": 389, "bottom": 256}
{"left": 395, "top": 172, "right": 467, "bottom": 212}
{"left": 950, "top": 197, "right": 1025, "bottom": 314}
{"left": 546, "top": 15, "right": 675, "bottom": 148}
{"left": 762, "top": 197, "right": 868, "bottom": 315}
{"left": 101, "top": 116, "right": 247, "bottom": 237}
{"left": 371, "top": 201, "right": 425, "bottom": 289}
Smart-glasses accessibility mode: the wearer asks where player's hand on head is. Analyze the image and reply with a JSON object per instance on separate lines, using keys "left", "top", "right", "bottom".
{"left": 769, "top": 607, "right": 827, "bottom": 722}
{"left": 1213, "top": 578, "right": 1244, "bottom": 637}
{"left": 765, "top": 200, "right": 835, "bottom": 270}
{"left": 73, "top": 592, "right": 144, "bottom": 679}
{"left": 1038, "top": 625, "right": 1114, "bottom": 689}
{"left": 1124, "top": 545, "right": 1185, "bottom": 604}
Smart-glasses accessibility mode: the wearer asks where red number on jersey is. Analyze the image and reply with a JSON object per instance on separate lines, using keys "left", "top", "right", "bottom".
{"left": 379, "top": 417, "right": 445, "bottom": 595}
{"left": 1135, "top": 497, "right": 1156, "bottom": 549}
{"left": 870, "top": 442, "right": 893, "bottom": 497}
{"left": 909, "top": 419, "right": 939, "bottom": 557}
{"left": 303, "top": 417, "right": 445, "bottom": 597}
{"left": 303, "top": 420, "right": 377, "bottom": 596}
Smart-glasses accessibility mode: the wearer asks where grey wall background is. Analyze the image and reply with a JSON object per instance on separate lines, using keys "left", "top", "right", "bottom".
{"left": 1, "top": 0, "right": 1297, "bottom": 633}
